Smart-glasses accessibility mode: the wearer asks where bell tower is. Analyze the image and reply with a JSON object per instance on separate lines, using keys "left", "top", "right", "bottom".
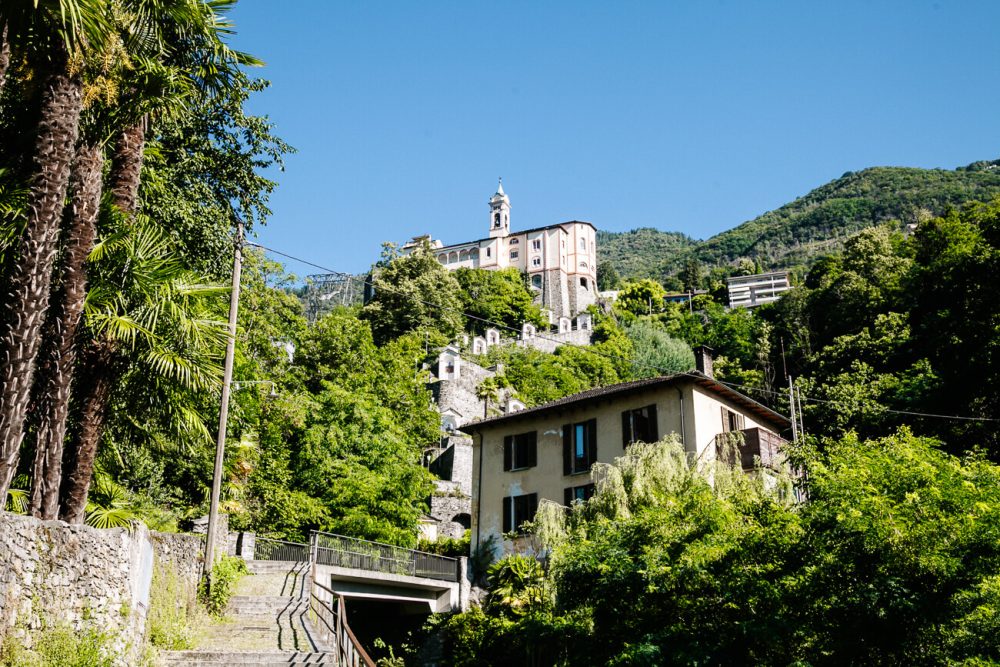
{"left": 488, "top": 178, "right": 511, "bottom": 238}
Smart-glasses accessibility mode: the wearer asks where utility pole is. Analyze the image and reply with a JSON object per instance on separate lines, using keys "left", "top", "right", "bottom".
{"left": 204, "top": 219, "right": 244, "bottom": 581}
{"left": 788, "top": 375, "right": 798, "bottom": 443}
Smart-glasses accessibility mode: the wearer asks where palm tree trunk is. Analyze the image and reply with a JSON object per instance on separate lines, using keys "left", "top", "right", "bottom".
{"left": 29, "top": 141, "right": 104, "bottom": 520}
{"left": 0, "top": 24, "right": 10, "bottom": 91}
{"left": 107, "top": 118, "right": 146, "bottom": 215}
{"left": 58, "top": 339, "right": 119, "bottom": 524}
{"left": 0, "top": 56, "right": 83, "bottom": 501}
{"left": 58, "top": 121, "right": 146, "bottom": 523}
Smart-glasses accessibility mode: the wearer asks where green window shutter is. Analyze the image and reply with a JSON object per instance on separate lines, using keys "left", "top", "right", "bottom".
{"left": 526, "top": 432, "right": 537, "bottom": 468}
{"left": 564, "top": 487, "right": 573, "bottom": 507}
{"left": 503, "top": 435, "right": 513, "bottom": 471}
{"left": 647, "top": 404, "right": 659, "bottom": 442}
{"left": 502, "top": 496, "right": 511, "bottom": 533}
{"left": 622, "top": 410, "right": 632, "bottom": 447}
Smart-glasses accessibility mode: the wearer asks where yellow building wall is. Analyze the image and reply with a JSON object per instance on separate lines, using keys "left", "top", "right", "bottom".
{"left": 470, "top": 380, "right": 778, "bottom": 557}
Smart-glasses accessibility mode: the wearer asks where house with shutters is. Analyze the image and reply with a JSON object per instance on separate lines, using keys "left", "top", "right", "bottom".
{"left": 460, "top": 350, "right": 792, "bottom": 557}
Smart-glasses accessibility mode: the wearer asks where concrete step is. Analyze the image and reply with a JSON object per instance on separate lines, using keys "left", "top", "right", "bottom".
{"left": 158, "top": 650, "right": 335, "bottom": 665}
{"left": 246, "top": 559, "right": 309, "bottom": 575}
{"left": 237, "top": 570, "right": 309, "bottom": 598}
{"left": 227, "top": 596, "right": 309, "bottom": 616}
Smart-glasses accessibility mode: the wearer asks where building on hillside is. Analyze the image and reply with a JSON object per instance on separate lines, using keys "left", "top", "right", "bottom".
{"left": 460, "top": 349, "right": 793, "bottom": 557}
{"left": 727, "top": 271, "right": 791, "bottom": 308}
{"left": 401, "top": 180, "right": 598, "bottom": 320}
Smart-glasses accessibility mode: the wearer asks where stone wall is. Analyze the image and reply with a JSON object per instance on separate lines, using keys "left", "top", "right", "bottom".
{"left": 520, "top": 327, "right": 593, "bottom": 354}
{"left": 429, "top": 495, "right": 472, "bottom": 540}
{"left": 0, "top": 511, "right": 206, "bottom": 666}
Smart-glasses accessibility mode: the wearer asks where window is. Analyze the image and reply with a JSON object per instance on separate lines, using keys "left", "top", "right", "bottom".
{"left": 563, "top": 419, "right": 597, "bottom": 475}
{"left": 486, "top": 247, "right": 491, "bottom": 257}
{"left": 580, "top": 277, "right": 588, "bottom": 289}
{"left": 721, "top": 407, "right": 745, "bottom": 433}
{"left": 510, "top": 250, "right": 519, "bottom": 260}
{"left": 579, "top": 238, "right": 586, "bottom": 250}
{"left": 503, "top": 431, "right": 537, "bottom": 471}
{"left": 531, "top": 274, "right": 542, "bottom": 289}
{"left": 622, "top": 405, "right": 658, "bottom": 447}
{"left": 563, "top": 484, "right": 595, "bottom": 506}
{"left": 494, "top": 213, "right": 501, "bottom": 228}
{"left": 532, "top": 239, "right": 542, "bottom": 251}
{"left": 502, "top": 493, "right": 538, "bottom": 534}
{"left": 510, "top": 238, "right": 519, "bottom": 244}
{"left": 532, "top": 257, "right": 541, "bottom": 267}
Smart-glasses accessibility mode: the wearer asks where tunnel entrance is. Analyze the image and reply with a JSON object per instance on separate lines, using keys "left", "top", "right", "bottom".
{"left": 344, "top": 596, "right": 432, "bottom": 662}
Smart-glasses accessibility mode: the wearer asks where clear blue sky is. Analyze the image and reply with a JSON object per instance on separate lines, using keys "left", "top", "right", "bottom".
{"left": 228, "top": 0, "right": 1000, "bottom": 275}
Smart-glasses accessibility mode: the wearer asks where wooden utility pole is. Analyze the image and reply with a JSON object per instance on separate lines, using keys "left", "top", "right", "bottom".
{"left": 204, "top": 220, "right": 244, "bottom": 579}
{"left": 788, "top": 375, "right": 798, "bottom": 443}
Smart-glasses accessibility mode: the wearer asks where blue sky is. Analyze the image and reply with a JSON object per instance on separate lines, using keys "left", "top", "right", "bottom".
{"left": 229, "top": 1, "right": 1000, "bottom": 275}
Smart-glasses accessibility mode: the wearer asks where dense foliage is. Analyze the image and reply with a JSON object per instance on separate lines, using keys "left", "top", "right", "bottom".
{"left": 433, "top": 432, "right": 1000, "bottom": 665}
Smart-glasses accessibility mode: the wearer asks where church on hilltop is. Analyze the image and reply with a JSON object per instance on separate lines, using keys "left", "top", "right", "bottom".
{"left": 402, "top": 180, "right": 598, "bottom": 320}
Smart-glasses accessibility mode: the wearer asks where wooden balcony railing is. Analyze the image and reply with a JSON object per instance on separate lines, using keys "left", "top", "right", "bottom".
{"left": 716, "top": 427, "right": 787, "bottom": 471}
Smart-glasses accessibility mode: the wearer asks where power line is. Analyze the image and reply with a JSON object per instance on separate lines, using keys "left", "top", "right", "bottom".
{"left": 247, "top": 242, "right": 1000, "bottom": 425}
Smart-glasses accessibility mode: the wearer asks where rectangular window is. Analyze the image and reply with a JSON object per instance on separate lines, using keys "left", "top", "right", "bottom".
{"left": 510, "top": 250, "right": 519, "bottom": 260}
{"left": 532, "top": 239, "right": 542, "bottom": 251}
{"left": 510, "top": 238, "right": 519, "bottom": 244}
{"left": 563, "top": 483, "right": 596, "bottom": 506}
{"left": 532, "top": 257, "right": 541, "bottom": 267}
{"left": 503, "top": 432, "right": 537, "bottom": 471}
{"left": 580, "top": 277, "right": 588, "bottom": 289}
{"left": 721, "top": 407, "right": 745, "bottom": 433}
{"left": 622, "top": 405, "right": 659, "bottom": 447}
{"left": 502, "top": 493, "right": 538, "bottom": 534}
{"left": 486, "top": 247, "right": 491, "bottom": 257}
{"left": 563, "top": 419, "right": 597, "bottom": 475}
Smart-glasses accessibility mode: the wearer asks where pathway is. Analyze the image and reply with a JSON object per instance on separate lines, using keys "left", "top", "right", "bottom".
{"left": 158, "top": 560, "right": 335, "bottom": 666}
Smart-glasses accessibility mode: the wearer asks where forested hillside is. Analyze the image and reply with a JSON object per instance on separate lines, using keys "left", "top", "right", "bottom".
{"left": 598, "top": 160, "right": 1000, "bottom": 283}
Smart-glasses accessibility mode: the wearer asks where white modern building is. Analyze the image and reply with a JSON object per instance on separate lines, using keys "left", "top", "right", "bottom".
{"left": 402, "top": 181, "right": 598, "bottom": 320}
{"left": 727, "top": 271, "right": 791, "bottom": 308}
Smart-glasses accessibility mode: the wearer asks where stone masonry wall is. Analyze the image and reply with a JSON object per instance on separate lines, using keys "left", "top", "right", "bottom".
{"left": 0, "top": 511, "right": 205, "bottom": 666}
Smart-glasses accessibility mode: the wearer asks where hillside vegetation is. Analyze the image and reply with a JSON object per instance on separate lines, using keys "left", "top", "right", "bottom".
{"left": 598, "top": 160, "right": 1000, "bottom": 282}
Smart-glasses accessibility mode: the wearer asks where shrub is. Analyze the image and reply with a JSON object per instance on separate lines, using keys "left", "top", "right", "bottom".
{"left": 198, "top": 555, "right": 248, "bottom": 616}
{"left": 147, "top": 557, "right": 196, "bottom": 649}
{"left": 0, "top": 626, "right": 115, "bottom": 667}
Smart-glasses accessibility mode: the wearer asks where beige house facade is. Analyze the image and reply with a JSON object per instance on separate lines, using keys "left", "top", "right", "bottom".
{"left": 401, "top": 181, "right": 598, "bottom": 319}
{"left": 461, "top": 367, "right": 791, "bottom": 557}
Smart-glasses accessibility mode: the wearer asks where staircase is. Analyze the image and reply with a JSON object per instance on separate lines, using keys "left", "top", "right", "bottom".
{"left": 158, "top": 560, "right": 336, "bottom": 666}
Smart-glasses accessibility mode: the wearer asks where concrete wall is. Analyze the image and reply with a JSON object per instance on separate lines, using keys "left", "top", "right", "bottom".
{"left": 470, "top": 379, "right": 775, "bottom": 557}
{"left": 0, "top": 512, "right": 206, "bottom": 666}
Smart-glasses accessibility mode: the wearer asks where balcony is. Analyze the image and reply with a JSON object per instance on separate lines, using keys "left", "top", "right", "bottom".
{"left": 716, "top": 427, "right": 787, "bottom": 471}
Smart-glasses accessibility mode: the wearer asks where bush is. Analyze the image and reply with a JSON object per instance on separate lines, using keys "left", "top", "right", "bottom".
{"left": 417, "top": 532, "right": 470, "bottom": 558}
{"left": 1, "top": 626, "right": 115, "bottom": 667}
{"left": 147, "top": 557, "right": 196, "bottom": 649}
{"left": 198, "top": 555, "right": 248, "bottom": 616}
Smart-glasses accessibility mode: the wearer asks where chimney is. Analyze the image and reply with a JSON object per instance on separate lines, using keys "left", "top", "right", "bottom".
{"left": 694, "top": 345, "right": 714, "bottom": 378}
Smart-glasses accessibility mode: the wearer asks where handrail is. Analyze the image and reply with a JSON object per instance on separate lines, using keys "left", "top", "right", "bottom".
{"left": 308, "top": 579, "right": 375, "bottom": 667}
{"left": 312, "top": 530, "right": 459, "bottom": 582}
{"left": 338, "top": 594, "right": 374, "bottom": 667}
{"left": 313, "top": 530, "right": 460, "bottom": 562}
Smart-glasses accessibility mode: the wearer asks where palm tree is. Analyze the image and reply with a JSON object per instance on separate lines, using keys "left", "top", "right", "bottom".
{"left": 29, "top": 0, "right": 252, "bottom": 520}
{"left": 0, "top": 0, "right": 110, "bottom": 500}
{"left": 59, "top": 217, "right": 228, "bottom": 523}
{"left": 28, "top": 141, "right": 105, "bottom": 518}
{"left": 0, "top": 23, "right": 10, "bottom": 90}
{"left": 56, "top": 0, "right": 255, "bottom": 523}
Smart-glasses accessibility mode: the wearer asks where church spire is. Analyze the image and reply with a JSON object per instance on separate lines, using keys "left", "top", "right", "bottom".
{"left": 488, "top": 179, "right": 511, "bottom": 238}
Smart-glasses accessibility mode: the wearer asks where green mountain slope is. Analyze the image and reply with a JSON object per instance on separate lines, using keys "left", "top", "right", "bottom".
{"left": 599, "top": 160, "right": 1000, "bottom": 281}
{"left": 595, "top": 228, "right": 696, "bottom": 279}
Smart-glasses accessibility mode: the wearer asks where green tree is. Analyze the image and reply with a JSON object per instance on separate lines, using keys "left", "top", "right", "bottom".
{"left": 361, "top": 242, "right": 464, "bottom": 345}
{"left": 623, "top": 320, "right": 695, "bottom": 378}
{"left": 454, "top": 267, "right": 544, "bottom": 334}
{"left": 614, "top": 279, "right": 666, "bottom": 317}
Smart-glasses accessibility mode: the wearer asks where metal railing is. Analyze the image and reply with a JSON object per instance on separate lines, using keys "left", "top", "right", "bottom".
{"left": 254, "top": 536, "right": 310, "bottom": 562}
{"left": 312, "top": 531, "right": 460, "bottom": 582}
{"left": 309, "top": 581, "right": 375, "bottom": 667}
